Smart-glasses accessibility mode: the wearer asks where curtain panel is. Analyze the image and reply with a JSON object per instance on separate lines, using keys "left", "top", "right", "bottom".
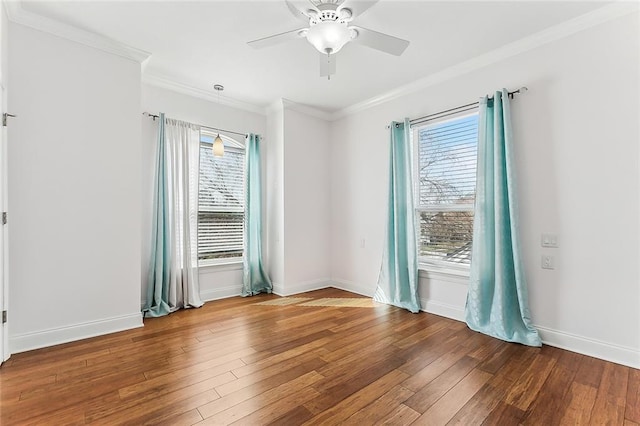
{"left": 465, "top": 90, "right": 541, "bottom": 346}
{"left": 374, "top": 119, "right": 421, "bottom": 313}
{"left": 145, "top": 114, "right": 204, "bottom": 317}
{"left": 242, "top": 134, "right": 273, "bottom": 296}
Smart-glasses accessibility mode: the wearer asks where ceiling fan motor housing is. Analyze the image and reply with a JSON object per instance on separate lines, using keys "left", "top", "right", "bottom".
{"left": 306, "top": 3, "right": 355, "bottom": 54}
{"left": 310, "top": 3, "right": 352, "bottom": 24}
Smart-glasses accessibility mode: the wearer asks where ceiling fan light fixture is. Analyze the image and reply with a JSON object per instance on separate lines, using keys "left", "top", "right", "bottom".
{"left": 306, "top": 21, "right": 352, "bottom": 54}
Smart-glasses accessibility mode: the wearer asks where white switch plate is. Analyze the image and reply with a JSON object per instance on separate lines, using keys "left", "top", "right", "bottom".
{"left": 541, "top": 233, "right": 558, "bottom": 248}
{"left": 541, "top": 255, "right": 555, "bottom": 269}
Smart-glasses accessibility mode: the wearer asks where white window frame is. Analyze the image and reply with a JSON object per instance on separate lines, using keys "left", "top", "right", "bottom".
{"left": 198, "top": 130, "right": 246, "bottom": 267}
{"left": 412, "top": 110, "right": 478, "bottom": 275}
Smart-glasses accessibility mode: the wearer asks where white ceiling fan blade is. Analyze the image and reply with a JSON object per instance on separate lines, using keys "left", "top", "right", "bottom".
{"left": 350, "top": 26, "right": 410, "bottom": 56}
{"left": 285, "top": 0, "right": 313, "bottom": 23}
{"left": 338, "top": 0, "right": 379, "bottom": 19}
{"left": 319, "top": 53, "right": 336, "bottom": 78}
{"left": 247, "top": 28, "right": 307, "bottom": 49}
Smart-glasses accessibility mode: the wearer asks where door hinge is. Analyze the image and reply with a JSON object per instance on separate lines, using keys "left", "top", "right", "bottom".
{"left": 1, "top": 212, "right": 6, "bottom": 225}
{"left": 2, "top": 311, "right": 6, "bottom": 324}
{"left": 2, "top": 113, "right": 16, "bottom": 127}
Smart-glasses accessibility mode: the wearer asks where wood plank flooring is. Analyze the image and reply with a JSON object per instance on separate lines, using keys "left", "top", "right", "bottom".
{"left": 0, "top": 288, "right": 637, "bottom": 425}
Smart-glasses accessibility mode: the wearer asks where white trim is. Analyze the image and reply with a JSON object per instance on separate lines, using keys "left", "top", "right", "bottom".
{"left": 419, "top": 268, "right": 470, "bottom": 283}
{"left": 199, "top": 260, "right": 243, "bottom": 272}
{"left": 200, "top": 285, "right": 243, "bottom": 302}
{"left": 331, "top": 278, "right": 640, "bottom": 368}
{"left": 6, "top": 1, "right": 634, "bottom": 118}
{"left": 330, "top": 279, "right": 374, "bottom": 297}
{"left": 330, "top": 2, "right": 639, "bottom": 121}
{"left": 142, "top": 73, "right": 266, "bottom": 116}
{"left": 4, "top": 1, "right": 150, "bottom": 63}
{"left": 419, "top": 297, "right": 640, "bottom": 369}
{"left": 420, "top": 294, "right": 640, "bottom": 369}
{"left": 272, "top": 281, "right": 284, "bottom": 296}
{"left": 536, "top": 325, "right": 640, "bottom": 370}
{"left": 420, "top": 298, "right": 465, "bottom": 322}
{"left": 282, "top": 99, "right": 333, "bottom": 122}
{"left": 272, "top": 278, "right": 332, "bottom": 297}
{"left": 9, "top": 313, "right": 143, "bottom": 354}
{"left": 266, "top": 99, "right": 285, "bottom": 115}
{"left": 331, "top": 280, "right": 465, "bottom": 321}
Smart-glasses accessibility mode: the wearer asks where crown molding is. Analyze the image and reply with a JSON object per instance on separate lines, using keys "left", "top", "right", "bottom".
{"left": 282, "top": 99, "right": 333, "bottom": 121}
{"left": 142, "top": 72, "right": 267, "bottom": 116}
{"left": 4, "top": 1, "right": 151, "bottom": 63}
{"left": 266, "top": 99, "right": 285, "bottom": 115}
{"left": 330, "top": 2, "right": 639, "bottom": 121}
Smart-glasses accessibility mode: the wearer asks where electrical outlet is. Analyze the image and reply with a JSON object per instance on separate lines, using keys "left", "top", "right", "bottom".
{"left": 541, "top": 255, "right": 555, "bottom": 270}
{"left": 541, "top": 233, "right": 558, "bottom": 248}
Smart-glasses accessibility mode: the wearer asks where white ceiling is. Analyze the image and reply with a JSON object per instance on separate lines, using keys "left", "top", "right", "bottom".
{"left": 20, "top": 0, "right": 609, "bottom": 113}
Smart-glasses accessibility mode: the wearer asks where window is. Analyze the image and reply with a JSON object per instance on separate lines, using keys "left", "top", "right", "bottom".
{"left": 414, "top": 113, "right": 478, "bottom": 267}
{"left": 198, "top": 132, "right": 245, "bottom": 261}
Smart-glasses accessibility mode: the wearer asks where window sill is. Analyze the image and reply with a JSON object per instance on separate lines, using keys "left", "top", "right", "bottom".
{"left": 199, "top": 259, "right": 243, "bottom": 272}
{"left": 418, "top": 261, "right": 470, "bottom": 279}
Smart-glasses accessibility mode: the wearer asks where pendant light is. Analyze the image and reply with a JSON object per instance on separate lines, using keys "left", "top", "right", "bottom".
{"left": 213, "top": 84, "right": 225, "bottom": 157}
{"left": 212, "top": 134, "right": 224, "bottom": 157}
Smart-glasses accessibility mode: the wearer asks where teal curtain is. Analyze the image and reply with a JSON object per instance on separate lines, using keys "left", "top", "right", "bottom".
{"left": 374, "top": 119, "right": 421, "bottom": 313}
{"left": 242, "top": 134, "right": 273, "bottom": 296}
{"left": 145, "top": 113, "right": 171, "bottom": 317}
{"left": 465, "top": 89, "right": 541, "bottom": 346}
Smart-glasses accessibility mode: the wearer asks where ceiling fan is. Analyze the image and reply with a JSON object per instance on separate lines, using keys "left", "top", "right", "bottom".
{"left": 247, "top": 0, "right": 410, "bottom": 79}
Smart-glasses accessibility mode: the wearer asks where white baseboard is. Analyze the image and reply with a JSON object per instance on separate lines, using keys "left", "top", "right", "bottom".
{"left": 200, "top": 285, "right": 243, "bottom": 302}
{"left": 29, "top": 285, "right": 636, "bottom": 370}
{"left": 330, "top": 279, "right": 640, "bottom": 369}
{"left": 331, "top": 280, "right": 464, "bottom": 323}
{"left": 10, "top": 313, "right": 143, "bottom": 354}
{"left": 422, "top": 301, "right": 640, "bottom": 369}
{"left": 142, "top": 285, "right": 244, "bottom": 309}
{"left": 272, "top": 282, "right": 284, "bottom": 296}
{"left": 536, "top": 325, "right": 639, "bottom": 369}
{"left": 420, "top": 298, "right": 640, "bottom": 369}
{"left": 420, "top": 298, "right": 465, "bottom": 322}
{"left": 272, "top": 278, "right": 332, "bottom": 297}
{"left": 330, "top": 278, "right": 374, "bottom": 297}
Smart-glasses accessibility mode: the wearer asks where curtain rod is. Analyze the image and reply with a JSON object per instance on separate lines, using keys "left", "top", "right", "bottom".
{"left": 407, "top": 87, "right": 528, "bottom": 127}
{"left": 143, "top": 112, "right": 248, "bottom": 137}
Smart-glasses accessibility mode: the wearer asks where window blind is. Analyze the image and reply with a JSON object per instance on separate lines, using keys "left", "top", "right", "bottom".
{"left": 198, "top": 143, "right": 245, "bottom": 260}
{"left": 416, "top": 114, "right": 478, "bottom": 265}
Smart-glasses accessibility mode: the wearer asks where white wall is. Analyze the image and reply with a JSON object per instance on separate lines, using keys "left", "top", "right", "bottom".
{"left": 265, "top": 101, "right": 284, "bottom": 287}
{"left": 264, "top": 101, "right": 332, "bottom": 295}
{"left": 0, "top": 3, "right": 6, "bottom": 86}
{"left": 281, "top": 104, "right": 331, "bottom": 294}
{"left": 140, "top": 84, "right": 267, "bottom": 302}
{"left": 330, "top": 12, "right": 640, "bottom": 367}
{"left": 8, "top": 23, "right": 143, "bottom": 352}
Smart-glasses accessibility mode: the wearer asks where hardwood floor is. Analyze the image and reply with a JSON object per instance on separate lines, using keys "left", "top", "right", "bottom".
{"left": 0, "top": 288, "right": 637, "bottom": 425}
